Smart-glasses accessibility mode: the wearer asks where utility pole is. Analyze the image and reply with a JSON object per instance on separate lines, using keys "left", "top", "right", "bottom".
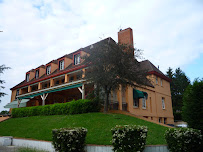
{"left": 0, "top": 31, "right": 3, "bottom": 32}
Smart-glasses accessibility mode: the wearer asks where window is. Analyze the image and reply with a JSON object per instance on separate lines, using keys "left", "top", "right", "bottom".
{"left": 74, "top": 54, "right": 80, "bottom": 65}
{"left": 161, "top": 79, "right": 163, "bottom": 86}
{"left": 142, "top": 96, "right": 146, "bottom": 109}
{"left": 156, "top": 76, "right": 158, "bottom": 84}
{"left": 69, "top": 76, "right": 74, "bottom": 82}
{"left": 133, "top": 98, "right": 139, "bottom": 107}
{"left": 26, "top": 73, "right": 30, "bottom": 82}
{"left": 159, "top": 117, "right": 162, "bottom": 123}
{"left": 46, "top": 66, "right": 51, "bottom": 75}
{"left": 59, "top": 60, "right": 64, "bottom": 70}
{"left": 56, "top": 80, "right": 59, "bottom": 85}
{"left": 76, "top": 74, "right": 81, "bottom": 80}
{"left": 164, "top": 118, "right": 167, "bottom": 124}
{"left": 16, "top": 90, "right": 19, "bottom": 97}
{"left": 162, "top": 97, "right": 165, "bottom": 109}
{"left": 35, "top": 70, "right": 39, "bottom": 79}
{"left": 44, "top": 83, "right": 48, "bottom": 88}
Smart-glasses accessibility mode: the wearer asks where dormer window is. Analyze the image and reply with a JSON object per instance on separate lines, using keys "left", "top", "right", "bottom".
{"left": 35, "top": 70, "right": 39, "bottom": 79}
{"left": 74, "top": 54, "right": 80, "bottom": 65}
{"left": 59, "top": 60, "right": 64, "bottom": 70}
{"left": 46, "top": 66, "right": 51, "bottom": 75}
{"left": 26, "top": 73, "right": 30, "bottom": 82}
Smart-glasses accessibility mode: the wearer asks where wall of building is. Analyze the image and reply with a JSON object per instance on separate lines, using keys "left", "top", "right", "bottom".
{"left": 115, "top": 74, "right": 174, "bottom": 125}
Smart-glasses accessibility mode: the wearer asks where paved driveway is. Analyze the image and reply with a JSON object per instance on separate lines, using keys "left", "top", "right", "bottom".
{"left": 0, "top": 116, "right": 10, "bottom": 122}
{"left": 0, "top": 146, "right": 19, "bottom": 152}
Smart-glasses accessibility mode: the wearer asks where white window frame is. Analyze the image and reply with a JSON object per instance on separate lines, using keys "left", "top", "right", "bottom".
{"left": 26, "top": 74, "right": 30, "bottom": 82}
{"left": 162, "top": 97, "right": 165, "bottom": 109}
{"left": 59, "top": 60, "right": 64, "bottom": 70}
{"left": 46, "top": 66, "right": 51, "bottom": 75}
{"left": 142, "top": 96, "right": 146, "bottom": 109}
{"left": 133, "top": 98, "right": 139, "bottom": 107}
{"left": 74, "top": 54, "right": 80, "bottom": 65}
{"left": 35, "top": 70, "right": 39, "bottom": 79}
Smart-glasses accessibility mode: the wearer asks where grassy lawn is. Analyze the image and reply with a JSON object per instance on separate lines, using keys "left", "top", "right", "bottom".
{"left": 0, "top": 113, "right": 168, "bottom": 145}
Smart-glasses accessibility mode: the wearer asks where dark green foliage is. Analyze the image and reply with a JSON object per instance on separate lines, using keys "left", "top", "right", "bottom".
{"left": 111, "top": 125, "right": 148, "bottom": 152}
{"left": 0, "top": 110, "right": 9, "bottom": 114}
{"left": 166, "top": 67, "right": 190, "bottom": 120}
{"left": 12, "top": 99, "right": 100, "bottom": 118}
{"left": 165, "top": 128, "right": 202, "bottom": 152}
{"left": 83, "top": 39, "right": 150, "bottom": 112}
{"left": 0, "top": 64, "right": 10, "bottom": 102}
{"left": 182, "top": 79, "right": 203, "bottom": 131}
{"left": 52, "top": 127, "right": 87, "bottom": 152}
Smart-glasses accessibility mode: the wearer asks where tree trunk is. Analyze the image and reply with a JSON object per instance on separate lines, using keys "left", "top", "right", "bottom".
{"left": 103, "top": 86, "right": 111, "bottom": 113}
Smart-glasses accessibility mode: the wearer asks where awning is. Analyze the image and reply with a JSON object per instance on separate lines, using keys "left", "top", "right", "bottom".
{"left": 4, "top": 99, "right": 30, "bottom": 109}
{"left": 133, "top": 89, "right": 148, "bottom": 99}
{"left": 18, "top": 83, "right": 82, "bottom": 99}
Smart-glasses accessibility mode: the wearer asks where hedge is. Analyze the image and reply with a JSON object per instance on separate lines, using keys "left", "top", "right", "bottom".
{"left": 12, "top": 98, "right": 100, "bottom": 118}
{"left": 111, "top": 125, "right": 148, "bottom": 152}
{"left": 165, "top": 128, "right": 202, "bottom": 152}
{"left": 52, "top": 127, "right": 87, "bottom": 152}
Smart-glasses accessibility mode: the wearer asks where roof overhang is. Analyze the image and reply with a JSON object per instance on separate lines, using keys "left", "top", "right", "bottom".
{"left": 148, "top": 71, "right": 171, "bottom": 82}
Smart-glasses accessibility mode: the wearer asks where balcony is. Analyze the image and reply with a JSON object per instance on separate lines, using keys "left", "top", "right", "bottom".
{"left": 18, "top": 70, "right": 84, "bottom": 96}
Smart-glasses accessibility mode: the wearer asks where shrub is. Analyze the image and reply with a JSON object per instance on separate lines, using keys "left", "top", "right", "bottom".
{"left": 182, "top": 79, "right": 203, "bottom": 131}
{"left": 165, "top": 128, "right": 202, "bottom": 152}
{"left": 52, "top": 127, "right": 87, "bottom": 152}
{"left": 111, "top": 125, "right": 148, "bottom": 152}
{"left": 12, "top": 99, "right": 101, "bottom": 118}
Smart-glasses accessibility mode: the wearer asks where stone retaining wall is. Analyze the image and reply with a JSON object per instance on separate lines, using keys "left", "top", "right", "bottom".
{"left": 0, "top": 137, "right": 169, "bottom": 152}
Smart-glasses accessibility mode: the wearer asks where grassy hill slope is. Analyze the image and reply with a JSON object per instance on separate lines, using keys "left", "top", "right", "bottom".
{"left": 0, "top": 113, "right": 168, "bottom": 145}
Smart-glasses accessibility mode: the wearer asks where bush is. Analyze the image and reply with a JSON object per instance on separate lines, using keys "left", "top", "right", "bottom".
{"left": 12, "top": 99, "right": 101, "bottom": 118}
{"left": 111, "top": 125, "right": 148, "bottom": 152}
{"left": 165, "top": 128, "right": 202, "bottom": 152}
{"left": 52, "top": 127, "right": 87, "bottom": 152}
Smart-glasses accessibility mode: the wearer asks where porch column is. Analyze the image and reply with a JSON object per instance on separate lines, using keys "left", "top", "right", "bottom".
{"left": 78, "top": 84, "right": 85, "bottom": 99}
{"left": 82, "top": 68, "right": 85, "bottom": 78}
{"left": 82, "top": 84, "right": 85, "bottom": 99}
{"left": 65, "top": 74, "right": 69, "bottom": 83}
{"left": 17, "top": 98, "right": 22, "bottom": 108}
{"left": 50, "top": 78, "right": 54, "bottom": 87}
{"left": 40, "top": 93, "right": 48, "bottom": 106}
{"left": 28, "top": 86, "right": 31, "bottom": 92}
{"left": 19, "top": 89, "right": 22, "bottom": 95}
{"left": 38, "top": 82, "right": 42, "bottom": 90}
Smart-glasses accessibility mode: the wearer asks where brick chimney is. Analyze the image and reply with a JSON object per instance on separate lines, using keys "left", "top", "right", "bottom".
{"left": 118, "top": 28, "right": 134, "bottom": 48}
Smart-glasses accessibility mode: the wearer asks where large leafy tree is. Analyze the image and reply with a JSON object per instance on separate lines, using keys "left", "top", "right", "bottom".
{"left": 182, "top": 79, "right": 203, "bottom": 131}
{"left": 0, "top": 65, "right": 10, "bottom": 102}
{"left": 166, "top": 67, "right": 190, "bottom": 120}
{"left": 83, "top": 38, "right": 150, "bottom": 112}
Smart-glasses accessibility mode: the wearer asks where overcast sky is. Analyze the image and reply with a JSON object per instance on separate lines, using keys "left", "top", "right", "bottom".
{"left": 0, "top": 0, "right": 203, "bottom": 111}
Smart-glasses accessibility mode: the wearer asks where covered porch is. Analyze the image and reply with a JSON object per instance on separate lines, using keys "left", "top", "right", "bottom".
{"left": 5, "top": 80, "right": 93, "bottom": 109}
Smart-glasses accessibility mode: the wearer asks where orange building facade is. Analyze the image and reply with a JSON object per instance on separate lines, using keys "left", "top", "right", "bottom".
{"left": 6, "top": 28, "right": 174, "bottom": 125}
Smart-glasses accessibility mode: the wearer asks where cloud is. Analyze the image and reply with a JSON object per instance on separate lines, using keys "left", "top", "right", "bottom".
{"left": 0, "top": 0, "right": 203, "bottom": 111}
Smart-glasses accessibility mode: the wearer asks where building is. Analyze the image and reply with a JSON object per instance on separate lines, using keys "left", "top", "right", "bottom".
{"left": 5, "top": 28, "right": 174, "bottom": 125}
